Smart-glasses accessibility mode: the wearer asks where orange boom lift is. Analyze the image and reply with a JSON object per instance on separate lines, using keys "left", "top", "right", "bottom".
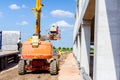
{"left": 18, "top": 0, "right": 59, "bottom": 75}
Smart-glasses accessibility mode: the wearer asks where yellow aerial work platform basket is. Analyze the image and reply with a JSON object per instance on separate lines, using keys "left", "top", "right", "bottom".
{"left": 48, "top": 33, "right": 61, "bottom": 40}
{"left": 46, "top": 29, "right": 61, "bottom": 40}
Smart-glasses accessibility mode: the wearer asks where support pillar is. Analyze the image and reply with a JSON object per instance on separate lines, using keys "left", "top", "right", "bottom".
{"left": 73, "top": 42, "right": 76, "bottom": 57}
{"left": 80, "top": 20, "right": 91, "bottom": 75}
{"left": 75, "top": 41, "right": 78, "bottom": 59}
{"left": 94, "top": 0, "right": 120, "bottom": 80}
{"left": 76, "top": 38, "right": 78, "bottom": 60}
{"left": 73, "top": 41, "right": 77, "bottom": 59}
{"left": 77, "top": 32, "right": 81, "bottom": 67}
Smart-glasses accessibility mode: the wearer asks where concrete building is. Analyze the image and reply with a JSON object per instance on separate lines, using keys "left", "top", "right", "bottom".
{"left": 73, "top": 0, "right": 120, "bottom": 80}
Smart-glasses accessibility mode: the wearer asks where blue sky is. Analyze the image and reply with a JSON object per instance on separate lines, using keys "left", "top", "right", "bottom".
{"left": 0, "top": 0, "right": 76, "bottom": 48}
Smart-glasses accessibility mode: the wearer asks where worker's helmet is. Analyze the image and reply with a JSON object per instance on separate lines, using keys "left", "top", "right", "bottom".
{"left": 51, "top": 24, "right": 57, "bottom": 27}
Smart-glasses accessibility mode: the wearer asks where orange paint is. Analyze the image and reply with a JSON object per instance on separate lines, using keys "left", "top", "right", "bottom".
{"left": 21, "top": 41, "right": 52, "bottom": 59}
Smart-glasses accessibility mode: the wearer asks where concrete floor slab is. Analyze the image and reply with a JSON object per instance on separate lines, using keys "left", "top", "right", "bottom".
{"left": 58, "top": 53, "right": 82, "bottom": 80}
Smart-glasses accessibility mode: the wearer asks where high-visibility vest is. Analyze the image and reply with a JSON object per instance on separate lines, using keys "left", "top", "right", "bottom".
{"left": 58, "top": 50, "right": 62, "bottom": 55}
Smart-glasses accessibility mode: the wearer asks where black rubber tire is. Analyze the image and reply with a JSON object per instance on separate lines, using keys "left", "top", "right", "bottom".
{"left": 18, "top": 59, "right": 25, "bottom": 75}
{"left": 50, "top": 60, "right": 58, "bottom": 75}
{"left": 1, "top": 58, "right": 4, "bottom": 70}
{"left": 4, "top": 57, "right": 7, "bottom": 68}
{"left": 14, "top": 54, "right": 19, "bottom": 63}
{"left": 57, "top": 60, "right": 60, "bottom": 71}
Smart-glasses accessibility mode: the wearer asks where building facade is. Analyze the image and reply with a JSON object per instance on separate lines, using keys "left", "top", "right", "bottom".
{"left": 73, "top": 0, "right": 120, "bottom": 80}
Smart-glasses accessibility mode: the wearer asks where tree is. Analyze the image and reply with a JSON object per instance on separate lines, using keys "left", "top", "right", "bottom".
{"left": 58, "top": 47, "right": 61, "bottom": 50}
{"left": 70, "top": 48, "right": 73, "bottom": 51}
{"left": 66, "top": 48, "right": 69, "bottom": 51}
{"left": 62, "top": 47, "right": 66, "bottom": 51}
{"left": 53, "top": 46, "right": 56, "bottom": 50}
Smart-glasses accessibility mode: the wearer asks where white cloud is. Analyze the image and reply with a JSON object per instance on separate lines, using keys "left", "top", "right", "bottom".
{"left": 0, "top": 12, "right": 3, "bottom": 18}
{"left": 22, "top": 4, "right": 26, "bottom": 8}
{"left": 16, "top": 21, "right": 28, "bottom": 26}
{"left": 50, "top": 10, "right": 74, "bottom": 18}
{"left": 9, "top": 4, "right": 27, "bottom": 10}
{"left": 9, "top": 4, "right": 20, "bottom": 10}
{"left": 52, "top": 20, "right": 73, "bottom": 27}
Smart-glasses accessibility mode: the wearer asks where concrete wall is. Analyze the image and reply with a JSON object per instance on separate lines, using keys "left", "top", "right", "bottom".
{"left": 77, "top": 34, "right": 81, "bottom": 65}
{"left": 73, "top": 0, "right": 89, "bottom": 42}
{"left": 73, "top": 0, "right": 120, "bottom": 80}
{"left": 1, "top": 31, "right": 21, "bottom": 51}
{"left": 94, "top": 0, "right": 120, "bottom": 80}
{"left": 73, "top": 0, "right": 91, "bottom": 79}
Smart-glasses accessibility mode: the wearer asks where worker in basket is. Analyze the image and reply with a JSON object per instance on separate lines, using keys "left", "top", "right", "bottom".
{"left": 56, "top": 26, "right": 59, "bottom": 34}
{"left": 50, "top": 25, "right": 57, "bottom": 34}
{"left": 49, "top": 25, "right": 60, "bottom": 40}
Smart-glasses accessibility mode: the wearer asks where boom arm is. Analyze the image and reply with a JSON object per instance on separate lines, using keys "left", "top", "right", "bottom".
{"left": 31, "top": 0, "right": 43, "bottom": 47}
{"left": 35, "top": 0, "right": 43, "bottom": 36}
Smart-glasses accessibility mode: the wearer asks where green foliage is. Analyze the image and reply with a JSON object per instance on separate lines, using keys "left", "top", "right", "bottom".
{"left": 90, "top": 48, "right": 94, "bottom": 53}
{"left": 70, "top": 48, "right": 73, "bottom": 50}
{"left": 53, "top": 47, "right": 73, "bottom": 52}
{"left": 58, "top": 47, "right": 61, "bottom": 50}
{"left": 66, "top": 48, "right": 69, "bottom": 50}
{"left": 53, "top": 46, "right": 56, "bottom": 49}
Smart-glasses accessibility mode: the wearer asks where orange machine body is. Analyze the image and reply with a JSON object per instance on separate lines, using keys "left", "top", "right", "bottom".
{"left": 18, "top": 0, "right": 59, "bottom": 75}
{"left": 21, "top": 41, "right": 52, "bottom": 59}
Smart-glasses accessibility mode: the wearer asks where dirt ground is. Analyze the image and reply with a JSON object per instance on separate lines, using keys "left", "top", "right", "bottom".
{"left": 0, "top": 52, "right": 70, "bottom": 80}
{"left": 0, "top": 67, "right": 57, "bottom": 80}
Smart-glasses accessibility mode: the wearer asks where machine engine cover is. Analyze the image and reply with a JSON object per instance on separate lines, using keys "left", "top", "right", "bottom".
{"left": 21, "top": 41, "right": 52, "bottom": 59}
